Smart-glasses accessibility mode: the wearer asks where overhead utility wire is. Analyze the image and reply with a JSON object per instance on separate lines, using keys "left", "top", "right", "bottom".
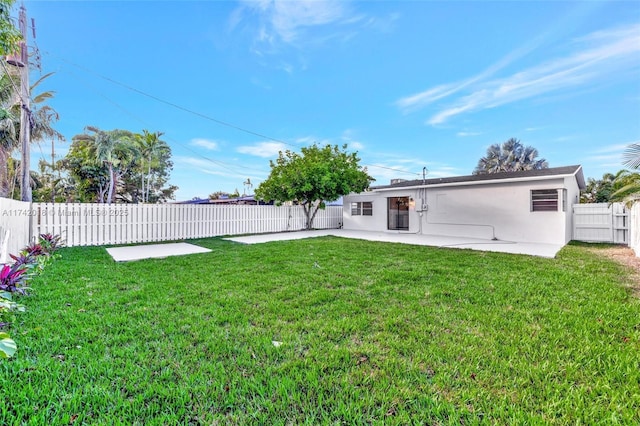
{"left": 64, "top": 68, "right": 268, "bottom": 175}
{"left": 51, "top": 53, "right": 296, "bottom": 147}
{"left": 47, "top": 51, "right": 421, "bottom": 177}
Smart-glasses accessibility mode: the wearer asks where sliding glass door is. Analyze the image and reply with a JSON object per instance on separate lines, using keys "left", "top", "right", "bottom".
{"left": 388, "top": 197, "right": 409, "bottom": 230}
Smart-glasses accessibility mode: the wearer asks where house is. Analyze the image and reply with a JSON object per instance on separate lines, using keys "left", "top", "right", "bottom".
{"left": 343, "top": 165, "right": 586, "bottom": 245}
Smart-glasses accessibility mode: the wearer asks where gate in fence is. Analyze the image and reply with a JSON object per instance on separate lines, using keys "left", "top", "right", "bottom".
{"left": 573, "top": 203, "right": 628, "bottom": 244}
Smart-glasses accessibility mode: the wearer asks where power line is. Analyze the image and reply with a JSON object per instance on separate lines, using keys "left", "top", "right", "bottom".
{"left": 61, "top": 67, "right": 270, "bottom": 176}
{"left": 44, "top": 51, "right": 423, "bottom": 178}
{"left": 49, "top": 52, "right": 297, "bottom": 148}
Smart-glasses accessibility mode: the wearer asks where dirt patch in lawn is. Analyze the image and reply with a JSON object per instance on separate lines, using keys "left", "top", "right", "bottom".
{"left": 589, "top": 245, "right": 640, "bottom": 297}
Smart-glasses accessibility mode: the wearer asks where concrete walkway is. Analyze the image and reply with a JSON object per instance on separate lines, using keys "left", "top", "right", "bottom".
{"left": 225, "top": 229, "right": 564, "bottom": 258}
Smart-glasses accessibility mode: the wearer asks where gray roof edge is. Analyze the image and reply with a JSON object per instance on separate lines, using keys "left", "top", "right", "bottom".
{"left": 371, "top": 165, "right": 584, "bottom": 190}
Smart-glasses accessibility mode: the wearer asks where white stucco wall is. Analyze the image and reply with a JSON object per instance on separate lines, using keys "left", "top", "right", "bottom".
{"left": 344, "top": 177, "right": 577, "bottom": 245}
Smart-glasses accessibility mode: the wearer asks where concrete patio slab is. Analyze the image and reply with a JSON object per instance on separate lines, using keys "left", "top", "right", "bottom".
{"left": 225, "top": 229, "right": 564, "bottom": 258}
{"left": 106, "top": 242, "right": 211, "bottom": 262}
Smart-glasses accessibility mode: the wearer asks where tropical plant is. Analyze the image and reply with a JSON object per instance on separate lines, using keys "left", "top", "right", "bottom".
{"left": 72, "top": 127, "right": 139, "bottom": 203}
{"left": 0, "top": 263, "right": 28, "bottom": 294}
{"left": 255, "top": 144, "right": 373, "bottom": 229}
{"left": 0, "top": 0, "right": 21, "bottom": 57}
{"left": 9, "top": 252, "right": 37, "bottom": 268}
{"left": 132, "top": 130, "right": 171, "bottom": 203}
{"left": 0, "top": 73, "right": 19, "bottom": 197}
{"left": 608, "top": 143, "right": 640, "bottom": 205}
{"left": 474, "top": 138, "right": 548, "bottom": 175}
{"left": 61, "top": 136, "right": 110, "bottom": 202}
{"left": 38, "top": 233, "right": 64, "bottom": 254}
{"left": 610, "top": 170, "right": 640, "bottom": 206}
{"left": 0, "top": 291, "right": 25, "bottom": 329}
{"left": 0, "top": 331, "right": 16, "bottom": 358}
{"left": 581, "top": 172, "right": 617, "bottom": 203}
{"left": 0, "top": 69, "right": 63, "bottom": 199}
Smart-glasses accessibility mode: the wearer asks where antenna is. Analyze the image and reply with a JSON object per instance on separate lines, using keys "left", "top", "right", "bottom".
{"left": 243, "top": 178, "right": 253, "bottom": 196}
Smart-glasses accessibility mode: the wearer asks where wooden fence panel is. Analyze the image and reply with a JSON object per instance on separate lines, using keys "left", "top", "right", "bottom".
{"left": 29, "top": 203, "right": 342, "bottom": 247}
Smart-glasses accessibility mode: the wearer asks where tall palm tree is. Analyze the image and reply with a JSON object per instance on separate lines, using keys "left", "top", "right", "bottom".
{"left": 74, "top": 127, "right": 139, "bottom": 203}
{"left": 0, "top": 71, "right": 19, "bottom": 197}
{"left": 134, "top": 130, "right": 167, "bottom": 203}
{"left": 474, "top": 138, "right": 548, "bottom": 175}
{"left": 0, "top": 70, "right": 63, "bottom": 198}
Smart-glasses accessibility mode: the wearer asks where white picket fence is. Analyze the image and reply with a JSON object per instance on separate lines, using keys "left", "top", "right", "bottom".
{"left": 0, "top": 198, "right": 32, "bottom": 263}
{"left": 32, "top": 203, "right": 342, "bottom": 247}
{"left": 630, "top": 203, "right": 640, "bottom": 256}
{"left": 573, "top": 203, "right": 629, "bottom": 244}
{"left": 0, "top": 199, "right": 343, "bottom": 252}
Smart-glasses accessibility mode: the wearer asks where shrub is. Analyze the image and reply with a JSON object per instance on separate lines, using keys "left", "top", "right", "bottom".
{"left": 38, "top": 233, "right": 64, "bottom": 255}
{"left": 0, "top": 264, "right": 29, "bottom": 295}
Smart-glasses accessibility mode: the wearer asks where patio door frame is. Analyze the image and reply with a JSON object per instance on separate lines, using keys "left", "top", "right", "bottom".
{"left": 388, "top": 196, "right": 410, "bottom": 231}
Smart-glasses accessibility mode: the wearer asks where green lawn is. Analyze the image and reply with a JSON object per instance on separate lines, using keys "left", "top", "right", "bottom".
{"left": 1, "top": 237, "right": 639, "bottom": 424}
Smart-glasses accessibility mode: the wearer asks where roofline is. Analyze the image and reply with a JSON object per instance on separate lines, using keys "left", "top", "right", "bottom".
{"left": 371, "top": 166, "right": 586, "bottom": 192}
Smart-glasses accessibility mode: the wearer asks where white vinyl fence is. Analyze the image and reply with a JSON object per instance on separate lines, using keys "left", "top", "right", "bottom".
{"left": 573, "top": 203, "right": 628, "bottom": 244}
{"left": 0, "top": 198, "right": 32, "bottom": 263}
{"left": 630, "top": 203, "right": 640, "bottom": 256}
{"left": 30, "top": 203, "right": 343, "bottom": 247}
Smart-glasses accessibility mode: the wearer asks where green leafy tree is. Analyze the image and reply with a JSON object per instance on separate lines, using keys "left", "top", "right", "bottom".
{"left": 581, "top": 172, "right": 617, "bottom": 203}
{"left": 63, "top": 128, "right": 176, "bottom": 203}
{"left": 0, "top": 0, "right": 21, "bottom": 57}
{"left": 127, "top": 130, "right": 175, "bottom": 203}
{"left": 61, "top": 136, "right": 110, "bottom": 202}
{"left": 255, "top": 144, "right": 373, "bottom": 229}
{"left": 474, "top": 138, "right": 548, "bottom": 175}
{"left": 72, "top": 127, "right": 139, "bottom": 204}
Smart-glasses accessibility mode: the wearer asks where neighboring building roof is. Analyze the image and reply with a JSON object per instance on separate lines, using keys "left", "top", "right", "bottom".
{"left": 178, "top": 197, "right": 212, "bottom": 204}
{"left": 371, "top": 165, "right": 586, "bottom": 191}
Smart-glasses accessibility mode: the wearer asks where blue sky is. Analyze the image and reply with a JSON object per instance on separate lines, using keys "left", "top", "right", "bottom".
{"left": 22, "top": 0, "right": 640, "bottom": 201}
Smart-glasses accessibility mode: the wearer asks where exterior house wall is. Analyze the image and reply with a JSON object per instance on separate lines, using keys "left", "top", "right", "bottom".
{"left": 344, "top": 176, "right": 578, "bottom": 245}
{"left": 564, "top": 175, "right": 582, "bottom": 243}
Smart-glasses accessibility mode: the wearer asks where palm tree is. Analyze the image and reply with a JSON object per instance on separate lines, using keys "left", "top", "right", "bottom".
{"left": 608, "top": 145, "right": 640, "bottom": 206}
{"left": 28, "top": 73, "right": 64, "bottom": 145}
{"left": 0, "top": 70, "right": 63, "bottom": 198}
{"left": 622, "top": 143, "right": 640, "bottom": 170}
{"left": 134, "top": 130, "right": 167, "bottom": 203}
{"left": 73, "top": 127, "right": 139, "bottom": 203}
{"left": 474, "top": 138, "right": 548, "bottom": 175}
{"left": 610, "top": 170, "right": 640, "bottom": 206}
{"left": 0, "top": 71, "right": 19, "bottom": 197}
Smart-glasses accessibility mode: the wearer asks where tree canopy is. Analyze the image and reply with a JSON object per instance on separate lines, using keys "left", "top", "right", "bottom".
{"left": 60, "top": 127, "right": 176, "bottom": 203}
{"left": 0, "top": 0, "right": 21, "bottom": 57}
{"left": 255, "top": 144, "right": 374, "bottom": 229}
{"left": 474, "top": 138, "right": 548, "bottom": 175}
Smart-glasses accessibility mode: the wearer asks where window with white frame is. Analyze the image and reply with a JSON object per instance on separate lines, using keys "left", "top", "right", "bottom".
{"left": 531, "top": 189, "right": 559, "bottom": 212}
{"left": 351, "top": 201, "right": 373, "bottom": 216}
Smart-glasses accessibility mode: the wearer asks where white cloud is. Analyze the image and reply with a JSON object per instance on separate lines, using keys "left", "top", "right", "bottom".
{"left": 396, "top": 26, "right": 552, "bottom": 113}
{"left": 191, "top": 138, "right": 220, "bottom": 151}
{"left": 592, "top": 142, "right": 636, "bottom": 154}
{"left": 456, "top": 131, "right": 482, "bottom": 137}
{"left": 397, "top": 23, "right": 640, "bottom": 126}
{"left": 237, "top": 141, "right": 287, "bottom": 158}
{"left": 237, "top": 0, "right": 352, "bottom": 49}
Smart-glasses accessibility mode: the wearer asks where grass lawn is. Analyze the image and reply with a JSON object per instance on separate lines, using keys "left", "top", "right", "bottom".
{"left": 1, "top": 237, "right": 639, "bottom": 424}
